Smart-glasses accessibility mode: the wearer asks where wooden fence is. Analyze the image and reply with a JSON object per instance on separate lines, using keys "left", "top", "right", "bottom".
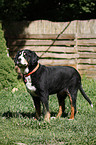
{"left": 4, "top": 20, "right": 96, "bottom": 78}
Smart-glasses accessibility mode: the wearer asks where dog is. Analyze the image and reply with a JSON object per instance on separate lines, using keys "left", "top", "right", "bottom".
{"left": 15, "top": 49, "right": 93, "bottom": 121}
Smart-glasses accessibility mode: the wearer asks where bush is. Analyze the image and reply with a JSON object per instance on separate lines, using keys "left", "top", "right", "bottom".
{"left": 0, "top": 22, "right": 17, "bottom": 90}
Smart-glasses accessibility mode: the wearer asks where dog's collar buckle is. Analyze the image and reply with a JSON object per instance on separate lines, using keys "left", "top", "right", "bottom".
{"left": 24, "top": 63, "right": 39, "bottom": 77}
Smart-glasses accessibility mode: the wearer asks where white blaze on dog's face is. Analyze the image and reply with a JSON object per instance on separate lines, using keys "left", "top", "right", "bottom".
{"left": 18, "top": 51, "right": 28, "bottom": 66}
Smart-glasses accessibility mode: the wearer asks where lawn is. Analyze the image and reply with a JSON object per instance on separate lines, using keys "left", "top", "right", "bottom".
{"left": 0, "top": 78, "right": 96, "bottom": 145}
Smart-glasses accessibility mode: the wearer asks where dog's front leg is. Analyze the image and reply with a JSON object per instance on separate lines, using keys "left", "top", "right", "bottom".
{"left": 32, "top": 96, "right": 41, "bottom": 120}
{"left": 41, "top": 96, "right": 50, "bottom": 122}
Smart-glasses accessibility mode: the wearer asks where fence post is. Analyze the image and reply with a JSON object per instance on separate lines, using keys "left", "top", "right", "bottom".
{"left": 74, "top": 20, "right": 79, "bottom": 70}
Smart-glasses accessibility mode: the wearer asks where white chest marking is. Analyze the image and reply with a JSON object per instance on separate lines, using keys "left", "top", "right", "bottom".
{"left": 25, "top": 75, "right": 37, "bottom": 96}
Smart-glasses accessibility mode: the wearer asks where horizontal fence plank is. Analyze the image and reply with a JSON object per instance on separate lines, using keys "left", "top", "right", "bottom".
{"left": 10, "top": 51, "right": 78, "bottom": 59}
{"left": 9, "top": 39, "right": 53, "bottom": 46}
{"left": 78, "top": 64, "right": 96, "bottom": 70}
{"left": 17, "top": 46, "right": 76, "bottom": 53}
{"left": 77, "top": 39, "right": 96, "bottom": 46}
{"left": 8, "top": 39, "right": 75, "bottom": 46}
{"left": 86, "top": 75, "right": 96, "bottom": 78}
{"left": 6, "top": 34, "right": 75, "bottom": 39}
{"left": 25, "top": 46, "right": 76, "bottom": 53}
{"left": 77, "top": 34, "right": 96, "bottom": 39}
{"left": 37, "top": 52, "right": 78, "bottom": 59}
{"left": 80, "top": 70, "right": 96, "bottom": 75}
{"left": 81, "top": 75, "right": 96, "bottom": 78}
{"left": 78, "top": 59, "right": 96, "bottom": 64}
{"left": 79, "top": 70, "right": 96, "bottom": 78}
{"left": 78, "top": 47, "right": 96, "bottom": 52}
{"left": 9, "top": 46, "right": 76, "bottom": 53}
{"left": 78, "top": 52, "right": 96, "bottom": 58}
{"left": 54, "top": 40, "right": 75, "bottom": 46}
{"left": 39, "top": 59, "right": 77, "bottom": 66}
{"left": 7, "top": 34, "right": 96, "bottom": 40}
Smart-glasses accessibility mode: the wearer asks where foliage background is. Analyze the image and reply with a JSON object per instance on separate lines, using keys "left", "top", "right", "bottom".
{"left": 0, "top": 22, "right": 17, "bottom": 90}
{"left": 0, "top": 0, "right": 96, "bottom": 21}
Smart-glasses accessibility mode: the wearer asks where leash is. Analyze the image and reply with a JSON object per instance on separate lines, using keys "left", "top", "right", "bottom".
{"left": 24, "top": 22, "right": 71, "bottom": 77}
{"left": 40, "top": 21, "right": 71, "bottom": 58}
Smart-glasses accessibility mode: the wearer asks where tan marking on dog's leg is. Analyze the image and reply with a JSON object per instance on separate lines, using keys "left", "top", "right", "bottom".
{"left": 56, "top": 105, "right": 62, "bottom": 118}
{"left": 44, "top": 111, "right": 50, "bottom": 122}
{"left": 69, "top": 105, "right": 75, "bottom": 120}
{"left": 68, "top": 92, "right": 74, "bottom": 120}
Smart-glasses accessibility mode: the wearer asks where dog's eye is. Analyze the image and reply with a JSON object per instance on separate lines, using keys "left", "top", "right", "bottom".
{"left": 19, "top": 52, "right": 21, "bottom": 55}
{"left": 24, "top": 52, "right": 27, "bottom": 56}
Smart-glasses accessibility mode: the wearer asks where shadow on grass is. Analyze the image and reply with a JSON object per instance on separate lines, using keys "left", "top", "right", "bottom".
{"left": 2, "top": 111, "right": 68, "bottom": 119}
{"left": 2, "top": 111, "right": 35, "bottom": 119}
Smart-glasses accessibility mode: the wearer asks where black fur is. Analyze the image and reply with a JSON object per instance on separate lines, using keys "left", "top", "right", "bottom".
{"left": 15, "top": 50, "right": 93, "bottom": 121}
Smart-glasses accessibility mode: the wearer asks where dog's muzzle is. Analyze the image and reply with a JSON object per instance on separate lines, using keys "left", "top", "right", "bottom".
{"left": 17, "top": 56, "right": 28, "bottom": 67}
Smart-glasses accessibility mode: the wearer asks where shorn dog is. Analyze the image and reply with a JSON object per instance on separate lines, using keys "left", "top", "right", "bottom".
{"left": 15, "top": 50, "right": 93, "bottom": 121}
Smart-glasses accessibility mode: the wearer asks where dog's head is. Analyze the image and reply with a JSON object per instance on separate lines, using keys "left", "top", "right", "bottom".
{"left": 14, "top": 50, "right": 39, "bottom": 68}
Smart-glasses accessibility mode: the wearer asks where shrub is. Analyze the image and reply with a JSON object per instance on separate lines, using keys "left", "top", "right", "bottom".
{"left": 0, "top": 22, "right": 17, "bottom": 90}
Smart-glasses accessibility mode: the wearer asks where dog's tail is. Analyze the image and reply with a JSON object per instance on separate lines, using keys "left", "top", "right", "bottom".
{"left": 79, "top": 85, "right": 93, "bottom": 108}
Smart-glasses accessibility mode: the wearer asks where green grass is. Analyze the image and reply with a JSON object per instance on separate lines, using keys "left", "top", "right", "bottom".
{"left": 0, "top": 78, "right": 96, "bottom": 145}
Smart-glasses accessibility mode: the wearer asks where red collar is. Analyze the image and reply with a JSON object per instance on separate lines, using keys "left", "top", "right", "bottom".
{"left": 24, "top": 63, "right": 39, "bottom": 77}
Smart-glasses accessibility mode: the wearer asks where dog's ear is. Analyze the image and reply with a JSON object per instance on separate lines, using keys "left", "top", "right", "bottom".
{"left": 29, "top": 51, "right": 39, "bottom": 65}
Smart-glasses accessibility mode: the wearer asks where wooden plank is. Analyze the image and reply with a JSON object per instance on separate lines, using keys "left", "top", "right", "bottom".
{"left": 6, "top": 34, "right": 75, "bottom": 39}
{"left": 79, "top": 71, "right": 96, "bottom": 79}
{"left": 10, "top": 51, "right": 78, "bottom": 59}
{"left": 77, "top": 39, "right": 96, "bottom": 46}
{"left": 80, "top": 70, "right": 96, "bottom": 75}
{"left": 37, "top": 52, "right": 78, "bottom": 59}
{"left": 77, "top": 34, "right": 96, "bottom": 39}
{"left": 79, "top": 70, "right": 96, "bottom": 78}
{"left": 8, "top": 40, "right": 52, "bottom": 46}
{"left": 8, "top": 39, "right": 75, "bottom": 46}
{"left": 39, "top": 59, "right": 77, "bottom": 66}
{"left": 78, "top": 59, "right": 96, "bottom": 64}
{"left": 78, "top": 64, "right": 96, "bottom": 70}
{"left": 54, "top": 40, "right": 75, "bottom": 46}
{"left": 9, "top": 46, "right": 76, "bottom": 53}
{"left": 85, "top": 75, "right": 96, "bottom": 78}
{"left": 78, "top": 47, "right": 96, "bottom": 52}
{"left": 23, "top": 46, "right": 76, "bottom": 53}
{"left": 57, "top": 34, "right": 75, "bottom": 40}
{"left": 84, "top": 75, "right": 96, "bottom": 78}
{"left": 78, "top": 52, "right": 96, "bottom": 58}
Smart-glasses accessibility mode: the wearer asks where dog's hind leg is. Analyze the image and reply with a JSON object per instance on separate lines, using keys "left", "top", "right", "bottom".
{"left": 57, "top": 93, "right": 67, "bottom": 118}
{"left": 67, "top": 90, "right": 77, "bottom": 119}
